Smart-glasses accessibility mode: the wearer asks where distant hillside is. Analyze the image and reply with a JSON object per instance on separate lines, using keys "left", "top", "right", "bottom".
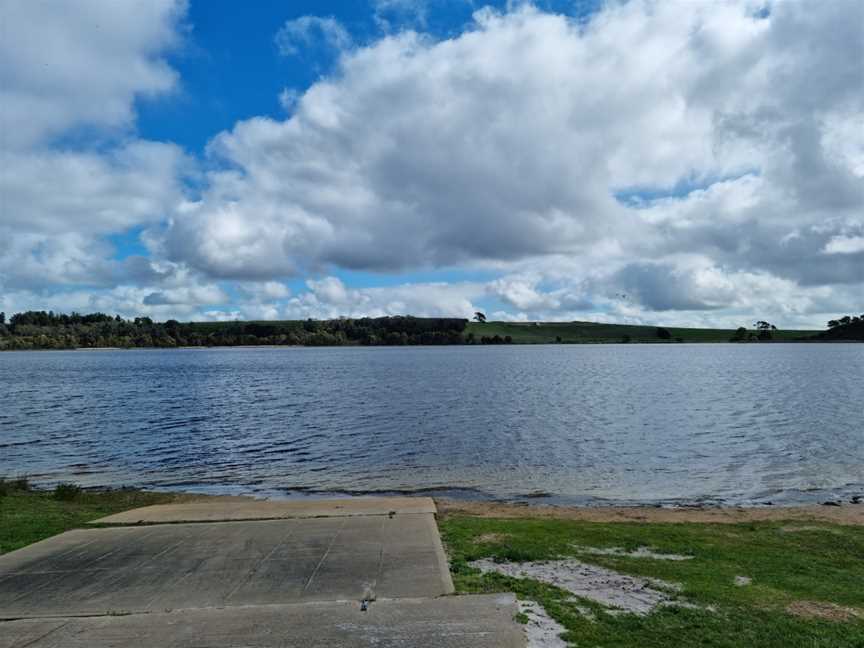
{"left": 464, "top": 321, "right": 818, "bottom": 344}
{"left": 0, "top": 310, "right": 838, "bottom": 350}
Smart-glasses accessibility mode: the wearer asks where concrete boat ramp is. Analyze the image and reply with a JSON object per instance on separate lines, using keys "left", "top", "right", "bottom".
{"left": 0, "top": 497, "right": 524, "bottom": 647}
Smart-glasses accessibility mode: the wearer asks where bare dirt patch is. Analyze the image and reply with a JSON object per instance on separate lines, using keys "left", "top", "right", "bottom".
{"left": 518, "top": 599, "right": 568, "bottom": 648}
{"left": 786, "top": 601, "right": 863, "bottom": 622}
{"left": 436, "top": 499, "right": 864, "bottom": 526}
{"left": 471, "top": 558, "right": 681, "bottom": 615}
{"left": 572, "top": 545, "right": 693, "bottom": 560}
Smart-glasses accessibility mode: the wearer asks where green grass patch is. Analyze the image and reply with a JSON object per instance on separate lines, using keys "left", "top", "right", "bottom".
{"left": 440, "top": 516, "right": 864, "bottom": 647}
{"left": 0, "top": 488, "right": 185, "bottom": 555}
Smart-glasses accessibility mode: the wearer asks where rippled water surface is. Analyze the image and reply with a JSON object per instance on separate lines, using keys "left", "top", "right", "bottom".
{"left": 2, "top": 344, "right": 862, "bottom": 505}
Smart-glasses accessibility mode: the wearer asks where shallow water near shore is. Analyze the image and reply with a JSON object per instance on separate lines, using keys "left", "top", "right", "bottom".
{"left": 1, "top": 344, "right": 862, "bottom": 506}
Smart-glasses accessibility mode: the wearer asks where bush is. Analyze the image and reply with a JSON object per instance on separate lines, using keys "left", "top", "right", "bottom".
{"left": 0, "top": 476, "right": 30, "bottom": 496}
{"left": 11, "top": 476, "right": 30, "bottom": 490}
{"left": 54, "top": 482, "right": 82, "bottom": 501}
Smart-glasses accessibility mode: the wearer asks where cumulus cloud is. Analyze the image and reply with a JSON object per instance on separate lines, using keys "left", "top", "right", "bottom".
{"left": 160, "top": 1, "right": 862, "bottom": 311}
{"left": 373, "top": 0, "right": 431, "bottom": 31}
{"left": 0, "top": 0, "right": 192, "bottom": 301}
{"left": 2, "top": 0, "right": 861, "bottom": 326}
{"left": 824, "top": 236, "right": 864, "bottom": 255}
{"left": 275, "top": 16, "right": 352, "bottom": 57}
{"left": 0, "top": 0, "right": 184, "bottom": 149}
{"left": 1, "top": 142, "right": 187, "bottom": 235}
{"left": 283, "top": 276, "right": 482, "bottom": 319}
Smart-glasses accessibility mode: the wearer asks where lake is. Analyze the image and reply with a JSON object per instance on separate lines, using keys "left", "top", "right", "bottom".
{"left": 1, "top": 344, "right": 862, "bottom": 506}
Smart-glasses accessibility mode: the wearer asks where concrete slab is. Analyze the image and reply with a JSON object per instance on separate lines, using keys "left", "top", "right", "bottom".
{"left": 0, "top": 595, "right": 525, "bottom": 648}
{"left": 0, "top": 497, "right": 523, "bottom": 645}
{"left": 0, "top": 515, "right": 453, "bottom": 619}
{"left": 92, "top": 497, "right": 437, "bottom": 525}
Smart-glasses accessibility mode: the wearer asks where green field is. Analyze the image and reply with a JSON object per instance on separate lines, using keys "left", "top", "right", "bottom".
{"left": 441, "top": 515, "right": 864, "bottom": 647}
{"left": 0, "top": 482, "right": 193, "bottom": 555}
{"left": 465, "top": 321, "right": 819, "bottom": 344}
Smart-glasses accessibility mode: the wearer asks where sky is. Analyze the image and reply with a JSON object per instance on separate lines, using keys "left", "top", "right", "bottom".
{"left": 0, "top": 0, "right": 862, "bottom": 328}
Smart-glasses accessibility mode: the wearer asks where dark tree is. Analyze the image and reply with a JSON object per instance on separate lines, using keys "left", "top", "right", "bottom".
{"left": 473, "top": 312, "right": 486, "bottom": 323}
{"left": 730, "top": 326, "right": 748, "bottom": 342}
{"left": 0, "top": 312, "right": 4, "bottom": 325}
{"left": 755, "top": 320, "right": 774, "bottom": 341}
{"left": 656, "top": 326, "right": 672, "bottom": 340}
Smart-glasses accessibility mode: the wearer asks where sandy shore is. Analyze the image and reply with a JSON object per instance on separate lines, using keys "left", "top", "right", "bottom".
{"left": 125, "top": 490, "right": 864, "bottom": 526}
{"left": 434, "top": 498, "right": 864, "bottom": 525}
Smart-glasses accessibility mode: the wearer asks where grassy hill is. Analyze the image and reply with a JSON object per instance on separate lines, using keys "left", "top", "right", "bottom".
{"left": 0, "top": 310, "right": 832, "bottom": 350}
{"left": 465, "top": 321, "right": 819, "bottom": 344}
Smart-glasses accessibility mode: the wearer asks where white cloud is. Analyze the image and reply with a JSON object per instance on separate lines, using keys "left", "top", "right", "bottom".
{"left": 373, "top": 0, "right": 431, "bottom": 31}
{"left": 275, "top": 16, "right": 352, "bottom": 57}
{"left": 1, "top": 142, "right": 187, "bottom": 236}
{"left": 824, "top": 236, "right": 864, "bottom": 255}
{"left": 238, "top": 281, "right": 292, "bottom": 301}
{"left": 283, "top": 276, "right": 482, "bottom": 319}
{"left": 278, "top": 88, "right": 301, "bottom": 112}
{"left": 0, "top": 0, "right": 191, "bottom": 302}
{"left": 143, "top": 284, "right": 228, "bottom": 307}
{"left": 0, "top": 0, "right": 184, "bottom": 149}
{"left": 488, "top": 275, "right": 561, "bottom": 311}
{"left": 162, "top": 1, "right": 862, "bottom": 304}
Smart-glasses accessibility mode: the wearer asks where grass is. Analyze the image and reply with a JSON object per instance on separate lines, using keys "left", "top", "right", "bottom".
{"left": 440, "top": 516, "right": 864, "bottom": 647}
{"left": 3, "top": 485, "right": 861, "bottom": 646}
{"left": 465, "top": 321, "right": 819, "bottom": 344}
{"left": 0, "top": 485, "right": 185, "bottom": 555}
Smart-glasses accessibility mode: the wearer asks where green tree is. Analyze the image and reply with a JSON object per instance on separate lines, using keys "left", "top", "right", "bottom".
{"left": 730, "top": 326, "right": 748, "bottom": 342}
{"left": 755, "top": 320, "right": 775, "bottom": 341}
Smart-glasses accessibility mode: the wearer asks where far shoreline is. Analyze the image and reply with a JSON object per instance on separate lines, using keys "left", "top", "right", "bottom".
{"left": 3, "top": 339, "right": 861, "bottom": 353}
{"left": 31, "top": 485, "right": 863, "bottom": 525}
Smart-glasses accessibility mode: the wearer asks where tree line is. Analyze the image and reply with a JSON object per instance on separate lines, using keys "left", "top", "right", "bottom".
{"left": 0, "top": 311, "right": 469, "bottom": 350}
{"left": 818, "top": 314, "right": 864, "bottom": 341}
{"left": 827, "top": 314, "right": 863, "bottom": 329}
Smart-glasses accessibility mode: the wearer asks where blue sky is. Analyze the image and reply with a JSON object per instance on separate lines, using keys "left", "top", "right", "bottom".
{"left": 130, "top": 0, "right": 603, "bottom": 315}
{"left": 137, "top": 1, "right": 602, "bottom": 155}
{"left": 1, "top": 0, "right": 861, "bottom": 327}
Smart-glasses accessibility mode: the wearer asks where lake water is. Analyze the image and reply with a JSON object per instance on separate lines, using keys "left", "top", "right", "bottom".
{"left": 1, "top": 344, "right": 862, "bottom": 506}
